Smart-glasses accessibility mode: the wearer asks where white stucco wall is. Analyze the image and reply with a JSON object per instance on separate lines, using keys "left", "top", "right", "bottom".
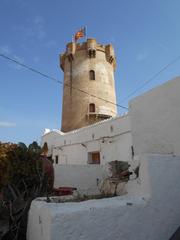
{"left": 54, "top": 164, "right": 108, "bottom": 195}
{"left": 42, "top": 114, "right": 132, "bottom": 165}
{"left": 27, "top": 154, "right": 180, "bottom": 240}
{"left": 130, "top": 76, "right": 180, "bottom": 155}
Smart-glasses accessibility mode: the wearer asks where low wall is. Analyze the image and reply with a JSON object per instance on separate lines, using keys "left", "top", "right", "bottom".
{"left": 27, "top": 154, "right": 180, "bottom": 240}
{"left": 54, "top": 164, "right": 108, "bottom": 195}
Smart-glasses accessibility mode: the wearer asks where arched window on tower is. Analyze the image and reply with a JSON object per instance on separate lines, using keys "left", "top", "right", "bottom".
{"left": 89, "top": 103, "right": 95, "bottom": 113}
{"left": 89, "top": 70, "right": 95, "bottom": 80}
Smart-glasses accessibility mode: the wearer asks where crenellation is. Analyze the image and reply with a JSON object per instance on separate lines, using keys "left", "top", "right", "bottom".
{"left": 105, "top": 44, "right": 116, "bottom": 69}
{"left": 60, "top": 39, "right": 115, "bottom": 70}
{"left": 60, "top": 54, "right": 65, "bottom": 70}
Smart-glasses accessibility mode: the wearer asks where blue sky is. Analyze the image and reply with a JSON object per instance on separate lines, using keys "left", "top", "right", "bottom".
{"left": 0, "top": 0, "right": 180, "bottom": 144}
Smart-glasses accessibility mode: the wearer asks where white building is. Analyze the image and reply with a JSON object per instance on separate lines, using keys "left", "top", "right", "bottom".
{"left": 28, "top": 77, "right": 180, "bottom": 240}
{"left": 42, "top": 76, "right": 180, "bottom": 165}
{"left": 42, "top": 113, "right": 132, "bottom": 165}
{"left": 41, "top": 76, "right": 180, "bottom": 192}
{"left": 27, "top": 77, "right": 180, "bottom": 240}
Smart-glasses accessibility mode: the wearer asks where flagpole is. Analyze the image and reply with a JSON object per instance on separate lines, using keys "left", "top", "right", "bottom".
{"left": 85, "top": 26, "right": 87, "bottom": 40}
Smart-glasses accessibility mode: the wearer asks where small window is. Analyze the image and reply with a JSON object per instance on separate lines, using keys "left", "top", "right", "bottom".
{"left": 88, "top": 152, "right": 100, "bottom": 164}
{"left": 89, "top": 70, "right": 95, "bottom": 80}
{"left": 89, "top": 103, "right": 95, "bottom": 112}
{"left": 55, "top": 155, "right": 59, "bottom": 164}
{"left": 88, "top": 49, "right": 96, "bottom": 58}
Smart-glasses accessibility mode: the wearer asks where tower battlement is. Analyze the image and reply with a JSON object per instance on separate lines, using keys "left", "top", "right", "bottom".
{"left": 60, "top": 38, "right": 116, "bottom": 71}
{"left": 60, "top": 38, "right": 117, "bottom": 132}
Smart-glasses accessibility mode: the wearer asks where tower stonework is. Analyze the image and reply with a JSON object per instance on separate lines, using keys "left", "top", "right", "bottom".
{"left": 60, "top": 38, "right": 117, "bottom": 132}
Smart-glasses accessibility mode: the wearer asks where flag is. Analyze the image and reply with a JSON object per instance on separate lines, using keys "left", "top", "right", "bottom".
{"left": 74, "top": 27, "right": 86, "bottom": 42}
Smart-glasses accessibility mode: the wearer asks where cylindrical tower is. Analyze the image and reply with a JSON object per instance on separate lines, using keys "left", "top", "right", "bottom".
{"left": 60, "top": 38, "right": 117, "bottom": 132}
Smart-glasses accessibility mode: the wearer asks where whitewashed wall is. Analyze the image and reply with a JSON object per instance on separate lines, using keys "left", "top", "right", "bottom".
{"left": 130, "top": 76, "right": 180, "bottom": 156}
{"left": 54, "top": 164, "right": 108, "bottom": 195}
{"left": 27, "top": 154, "right": 180, "bottom": 240}
{"left": 42, "top": 114, "right": 132, "bottom": 165}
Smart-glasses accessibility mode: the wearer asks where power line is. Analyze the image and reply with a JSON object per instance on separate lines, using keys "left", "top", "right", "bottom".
{"left": 0, "top": 53, "right": 128, "bottom": 110}
{"left": 120, "top": 55, "right": 180, "bottom": 103}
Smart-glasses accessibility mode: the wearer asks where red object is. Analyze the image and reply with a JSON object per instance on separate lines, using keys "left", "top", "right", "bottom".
{"left": 53, "top": 187, "right": 77, "bottom": 196}
{"left": 74, "top": 27, "right": 86, "bottom": 42}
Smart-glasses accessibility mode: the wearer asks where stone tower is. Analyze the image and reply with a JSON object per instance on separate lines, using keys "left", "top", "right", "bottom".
{"left": 60, "top": 38, "right": 117, "bottom": 132}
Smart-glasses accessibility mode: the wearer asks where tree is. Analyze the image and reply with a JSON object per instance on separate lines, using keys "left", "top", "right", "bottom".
{"left": 0, "top": 141, "right": 54, "bottom": 240}
{"left": 0, "top": 142, "right": 17, "bottom": 188}
{"left": 0, "top": 141, "right": 53, "bottom": 192}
